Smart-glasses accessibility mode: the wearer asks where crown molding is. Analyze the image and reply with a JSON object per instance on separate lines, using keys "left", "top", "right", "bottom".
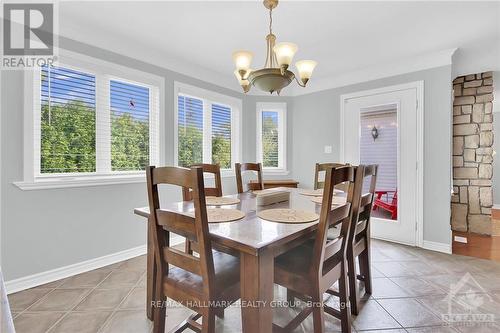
{"left": 289, "top": 48, "right": 457, "bottom": 96}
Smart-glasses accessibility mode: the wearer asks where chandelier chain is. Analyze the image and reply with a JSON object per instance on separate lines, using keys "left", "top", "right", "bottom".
{"left": 269, "top": 7, "right": 273, "bottom": 34}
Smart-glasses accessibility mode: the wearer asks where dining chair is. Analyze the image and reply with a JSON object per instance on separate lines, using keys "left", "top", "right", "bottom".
{"left": 146, "top": 166, "right": 241, "bottom": 333}
{"left": 274, "top": 165, "right": 361, "bottom": 333}
{"left": 182, "top": 163, "right": 223, "bottom": 200}
{"left": 314, "top": 163, "right": 349, "bottom": 190}
{"left": 235, "top": 162, "right": 264, "bottom": 193}
{"left": 340, "top": 164, "right": 378, "bottom": 315}
{"left": 182, "top": 163, "right": 223, "bottom": 254}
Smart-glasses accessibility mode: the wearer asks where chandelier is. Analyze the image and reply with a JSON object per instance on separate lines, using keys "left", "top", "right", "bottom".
{"left": 232, "top": 0, "right": 317, "bottom": 94}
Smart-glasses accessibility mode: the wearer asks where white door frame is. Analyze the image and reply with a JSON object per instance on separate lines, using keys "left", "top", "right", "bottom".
{"left": 339, "top": 81, "right": 424, "bottom": 248}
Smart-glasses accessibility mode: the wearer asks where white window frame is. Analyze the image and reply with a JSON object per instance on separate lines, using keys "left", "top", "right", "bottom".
{"left": 15, "top": 49, "right": 165, "bottom": 190}
{"left": 174, "top": 82, "right": 242, "bottom": 177}
{"left": 256, "top": 102, "right": 288, "bottom": 175}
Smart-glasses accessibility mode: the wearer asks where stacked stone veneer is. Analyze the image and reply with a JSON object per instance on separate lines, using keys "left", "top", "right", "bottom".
{"left": 451, "top": 71, "right": 494, "bottom": 234}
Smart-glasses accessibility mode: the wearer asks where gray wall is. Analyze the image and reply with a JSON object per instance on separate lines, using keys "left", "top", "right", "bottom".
{"left": 0, "top": 37, "right": 291, "bottom": 281}
{"left": 291, "top": 66, "right": 453, "bottom": 245}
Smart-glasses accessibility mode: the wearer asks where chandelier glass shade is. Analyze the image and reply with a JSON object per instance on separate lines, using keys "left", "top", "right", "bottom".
{"left": 232, "top": 0, "right": 317, "bottom": 94}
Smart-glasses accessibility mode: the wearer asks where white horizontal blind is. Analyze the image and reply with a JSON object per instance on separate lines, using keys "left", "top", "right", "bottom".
{"left": 110, "top": 80, "right": 150, "bottom": 171}
{"left": 261, "top": 111, "right": 279, "bottom": 168}
{"left": 211, "top": 104, "right": 232, "bottom": 169}
{"left": 177, "top": 94, "right": 204, "bottom": 167}
{"left": 38, "top": 63, "right": 159, "bottom": 175}
{"left": 40, "top": 65, "right": 96, "bottom": 174}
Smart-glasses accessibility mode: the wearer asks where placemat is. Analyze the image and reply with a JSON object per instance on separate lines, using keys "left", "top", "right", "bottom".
{"left": 207, "top": 208, "right": 245, "bottom": 223}
{"left": 310, "top": 196, "right": 347, "bottom": 206}
{"left": 257, "top": 209, "right": 319, "bottom": 223}
{"left": 205, "top": 196, "right": 240, "bottom": 206}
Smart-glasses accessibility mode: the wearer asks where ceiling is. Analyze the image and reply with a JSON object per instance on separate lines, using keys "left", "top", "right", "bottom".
{"left": 59, "top": 1, "right": 500, "bottom": 95}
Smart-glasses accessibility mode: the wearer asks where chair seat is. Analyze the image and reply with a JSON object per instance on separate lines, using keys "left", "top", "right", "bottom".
{"left": 165, "top": 251, "right": 240, "bottom": 301}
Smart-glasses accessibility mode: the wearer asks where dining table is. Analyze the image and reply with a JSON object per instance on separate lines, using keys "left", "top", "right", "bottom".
{"left": 134, "top": 187, "right": 343, "bottom": 333}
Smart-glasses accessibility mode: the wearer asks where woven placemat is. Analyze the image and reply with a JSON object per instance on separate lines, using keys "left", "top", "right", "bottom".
{"left": 206, "top": 208, "right": 245, "bottom": 223}
{"left": 257, "top": 209, "right": 319, "bottom": 223}
{"left": 205, "top": 196, "right": 240, "bottom": 206}
{"left": 299, "top": 189, "right": 324, "bottom": 196}
{"left": 310, "top": 196, "right": 347, "bottom": 206}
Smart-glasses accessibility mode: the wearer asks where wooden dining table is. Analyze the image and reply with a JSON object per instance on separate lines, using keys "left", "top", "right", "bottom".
{"left": 134, "top": 187, "right": 339, "bottom": 333}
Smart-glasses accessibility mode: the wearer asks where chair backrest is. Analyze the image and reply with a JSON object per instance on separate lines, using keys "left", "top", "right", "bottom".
{"left": 314, "top": 163, "right": 349, "bottom": 190}
{"left": 348, "top": 165, "right": 378, "bottom": 243}
{"left": 146, "top": 166, "right": 215, "bottom": 298}
{"left": 235, "top": 162, "right": 263, "bottom": 193}
{"left": 311, "top": 165, "right": 358, "bottom": 277}
{"left": 182, "top": 163, "right": 222, "bottom": 201}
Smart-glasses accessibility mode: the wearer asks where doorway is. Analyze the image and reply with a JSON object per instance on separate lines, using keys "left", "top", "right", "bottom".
{"left": 340, "top": 82, "right": 424, "bottom": 246}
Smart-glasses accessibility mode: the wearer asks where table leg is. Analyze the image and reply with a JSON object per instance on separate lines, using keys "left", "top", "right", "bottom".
{"left": 240, "top": 250, "right": 274, "bottom": 333}
{"left": 146, "top": 217, "right": 156, "bottom": 321}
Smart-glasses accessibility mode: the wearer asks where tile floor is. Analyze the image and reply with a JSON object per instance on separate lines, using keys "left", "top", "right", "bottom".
{"left": 8, "top": 240, "right": 500, "bottom": 332}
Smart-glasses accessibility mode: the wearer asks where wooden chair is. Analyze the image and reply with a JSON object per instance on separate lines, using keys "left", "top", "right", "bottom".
{"left": 274, "top": 165, "right": 360, "bottom": 333}
{"left": 146, "top": 166, "right": 241, "bottom": 333}
{"left": 182, "top": 163, "right": 222, "bottom": 201}
{"left": 235, "top": 162, "right": 263, "bottom": 193}
{"left": 345, "top": 165, "right": 378, "bottom": 315}
{"left": 314, "top": 163, "right": 349, "bottom": 191}
{"left": 182, "top": 163, "right": 223, "bottom": 255}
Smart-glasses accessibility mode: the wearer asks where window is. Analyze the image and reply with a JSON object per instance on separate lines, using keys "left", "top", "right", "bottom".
{"left": 175, "top": 82, "right": 241, "bottom": 172}
{"left": 18, "top": 52, "right": 163, "bottom": 189}
{"left": 257, "top": 102, "right": 287, "bottom": 172}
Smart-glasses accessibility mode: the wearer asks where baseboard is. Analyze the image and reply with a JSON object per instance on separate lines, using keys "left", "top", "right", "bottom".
{"left": 5, "top": 236, "right": 183, "bottom": 294}
{"left": 422, "top": 240, "right": 452, "bottom": 254}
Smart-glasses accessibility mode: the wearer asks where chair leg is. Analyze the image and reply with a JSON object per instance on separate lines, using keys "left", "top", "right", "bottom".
{"left": 311, "top": 293, "right": 325, "bottom": 333}
{"left": 185, "top": 239, "right": 193, "bottom": 255}
{"left": 359, "top": 241, "right": 372, "bottom": 295}
{"left": 202, "top": 308, "right": 216, "bottom": 333}
{"left": 152, "top": 292, "right": 166, "bottom": 333}
{"left": 338, "top": 261, "right": 352, "bottom": 333}
{"left": 347, "top": 249, "right": 359, "bottom": 316}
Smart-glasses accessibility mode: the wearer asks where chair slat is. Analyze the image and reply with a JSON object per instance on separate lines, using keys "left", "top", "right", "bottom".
{"left": 163, "top": 247, "right": 201, "bottom": 275}
{"left": 156, "top": 209, "right": 197, "bottom": 241}
{"left": 324, "top": 237, "right": 343, "bottom": 260}
{"left": 152, "top": 166, "right": 193, "bottom": 187}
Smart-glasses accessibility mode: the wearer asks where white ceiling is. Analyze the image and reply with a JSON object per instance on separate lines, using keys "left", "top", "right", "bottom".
{"left": 59, "top": 1, "right": 500, "bottom": 94}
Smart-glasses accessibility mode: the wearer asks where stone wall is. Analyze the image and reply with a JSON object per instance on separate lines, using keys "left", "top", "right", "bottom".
{"left": 451, "top": 71, "right": 494, "bottom": 234}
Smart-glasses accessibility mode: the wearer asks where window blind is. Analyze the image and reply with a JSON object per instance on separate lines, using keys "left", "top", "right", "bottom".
{"left": 261, "top": 111, "right": 279, "bottom": 168}
{"left": 41, "top": 65, "right": 96, "bottom": 174}
{"left": 110, "top": 80, "right": 150, "bottom": 171}
{"left": 211, "top": 104, "right": 232, "bottom": 169}
{"left": 177, "top": 94, "right": 204, "bottom": 167}
{"left": 38, "top": 64, "right": 159, "bottom": 176}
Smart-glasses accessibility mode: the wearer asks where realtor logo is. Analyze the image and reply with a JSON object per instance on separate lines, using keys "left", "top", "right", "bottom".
{"left": 2, "top": 2, "right": 57, "bottom": 69}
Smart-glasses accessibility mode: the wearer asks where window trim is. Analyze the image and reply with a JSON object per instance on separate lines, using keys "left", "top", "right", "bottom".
{"left": 173, "top": 82, "right": 242, "bottom": 176}
{"left": 15, "top": 49, "right": 165, "bottom": 190}
{"left": 256, "top": 102, "right": 288, "bottom": 175}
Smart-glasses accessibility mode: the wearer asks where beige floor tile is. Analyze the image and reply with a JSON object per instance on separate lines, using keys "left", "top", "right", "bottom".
{"left": 58, "top": 270, "right": 111, "bottom": 289}
{"left": 49, "top": 311, "right": 112, "bottom": 333}
{"left": 99, "top": 270, "right": 143, "bottom": 288}
{"left": 370, "top": 277, "right": 411, "bottom": 299}
{"left": 119, "top": 255, "right": 147, "bottom": 272}
{"left": 378, "top": 298, "right": 446, "bottom": 327}
{"left": 13, "top": 312, "right": 65, "bottom": 333}
{"left": 406, "top": 327, "right": 458, "bottom": 332}
{"left": 390, "top": 277, "right": 446, "bottom": 297}
{"left": 352, "top": 299, "right": 402, "bottom": 331}
{"left": 373, "top": 261, "right": 418, "bottom": 277}
{"left": 30, "top": 289, "right": 91, "bottom": 311}
{"left": 100, "top": 310, "right": 152, "bottom": 333}
{"left": 75, "top": 288, "right": 131, "bottom": 311}
{"left": 8, "top": 288, "right": 52, "bottom": 311}
{"left": 119, "top": 287, "right": 146, "bottom": 310}
{"left": 454, "top": 323, "right": 500, "bottom": 333}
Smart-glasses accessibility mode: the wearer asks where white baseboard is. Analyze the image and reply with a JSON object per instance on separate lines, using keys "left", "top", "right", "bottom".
{"left": 5, "top": 236, "right": 183, "bottom": 294}
{"left": 422, "top": 240, "right": 452, "bottom": 254}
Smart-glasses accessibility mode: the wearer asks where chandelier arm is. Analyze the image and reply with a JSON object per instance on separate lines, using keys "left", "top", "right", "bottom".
{"left": 292, "top": 73, "right": 307, "bottom": 87}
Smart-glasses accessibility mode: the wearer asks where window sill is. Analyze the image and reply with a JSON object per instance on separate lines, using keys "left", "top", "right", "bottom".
{"left": 262, "top": 169, "right": 290, "bottom": 176}
{"left": 13, "top": 174, "right": 146, "bottom": 190}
